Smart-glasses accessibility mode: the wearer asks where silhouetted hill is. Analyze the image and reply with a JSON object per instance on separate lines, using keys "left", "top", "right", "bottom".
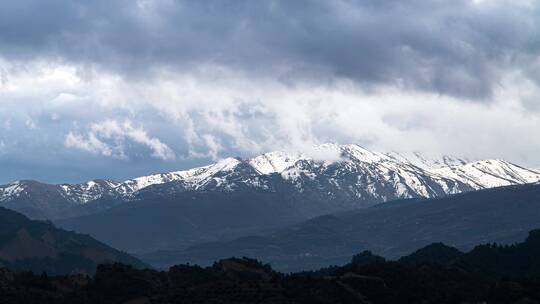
{"left": 457, "top": 229, "right": 540, "bottom": 278}
{"left": 351, "top": 251, "right": 386, "bottom": 267}
{"left": 399, "top": 243, "right": 463, "bottom": 267}
{"left": 0, "top": 206, "right": 145, "bottom": 275}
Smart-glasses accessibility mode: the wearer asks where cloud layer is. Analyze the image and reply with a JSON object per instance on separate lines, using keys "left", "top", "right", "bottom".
{"left": 0, "top": 0, "right": 539, "bottom": 183}
{"left": 2, "top": 0, "right": 540, "bottom": 98}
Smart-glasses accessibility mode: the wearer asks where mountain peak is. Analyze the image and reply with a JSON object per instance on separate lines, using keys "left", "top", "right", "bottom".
{"left": 248, "top": 151, "right": 304, "bottom": 174}
{"left": 248, "top": 144, "right": 386, "bottom": 174}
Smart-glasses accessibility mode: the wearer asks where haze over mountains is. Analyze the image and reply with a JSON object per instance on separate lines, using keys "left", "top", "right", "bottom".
{"left": 151, "top": 182, "right": 540, "bottom": 272}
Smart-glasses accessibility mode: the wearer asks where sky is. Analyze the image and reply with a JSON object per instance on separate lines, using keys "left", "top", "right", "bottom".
{"left": 0, "top": 0, "right": 540, "bottom": 184}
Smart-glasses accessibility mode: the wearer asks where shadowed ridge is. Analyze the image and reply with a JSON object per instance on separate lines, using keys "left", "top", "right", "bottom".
{"left": 398, "top": 243, "right": 463, "bottom": 267}
{"left": 0, "top": 206, "right": 146, "bottom": 275}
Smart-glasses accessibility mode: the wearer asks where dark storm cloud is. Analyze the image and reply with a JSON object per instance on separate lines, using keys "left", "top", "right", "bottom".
{"left": 0, "top": 0, "right": 539, "bottom": 99}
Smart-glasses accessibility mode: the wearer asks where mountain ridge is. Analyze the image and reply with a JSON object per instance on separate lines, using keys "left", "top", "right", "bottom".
{"left": 2, "top": 144, "right": 539, "bottom": 219}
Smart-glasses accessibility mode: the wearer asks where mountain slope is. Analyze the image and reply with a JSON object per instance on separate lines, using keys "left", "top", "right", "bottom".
{"left": 2, "top": 144, "right": 539, "bottom": 219}
{"left": 55, "top": 189, "right": 311, "bottom": 253}
{"left": 139, "top": 182, "right": 540, "bottom": 272}
{"left": 0, "top": 206, "right": 145, "bottom": 275}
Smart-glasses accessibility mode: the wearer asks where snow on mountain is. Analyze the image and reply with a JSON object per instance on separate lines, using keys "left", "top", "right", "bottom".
{"left": 385, "top": 151, "right": 470, "bottom": 169}
{"left": 430, "top": 159, "right": 540, "bottom": 189}
{"left": 249, "top": 151, "right": 304, "bottom": 174}
{"left": 117, "top": 145, "right": 540, "bottom": 200}
{"left": 276, "top": 145, "right": 468, "bottom": 203}
{"left": 340, "top": 144, "right": 389, "bottom": 164}
{"left": 1, "top": 144, "right": 539, "bottom": 219}
{"left": 0, "top": 181, "right": 25, "bottom": 201}
{"left": 0, "top": 179, "right": 120, "bottom": 205}
{"left": 116, "top": 157, "right": 243, "bottom": 195}
{"left": 59, "top": 179, "right": 121, "bottom": 204}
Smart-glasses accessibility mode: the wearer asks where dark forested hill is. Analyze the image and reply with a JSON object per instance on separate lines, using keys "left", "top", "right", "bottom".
{"left": 0, "top": 206, "right": 146, "bottom": 275}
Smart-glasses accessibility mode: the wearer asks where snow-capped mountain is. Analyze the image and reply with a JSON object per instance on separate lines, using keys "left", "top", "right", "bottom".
{"left": 1, "top": 144, "right": 540, "bottom": 219}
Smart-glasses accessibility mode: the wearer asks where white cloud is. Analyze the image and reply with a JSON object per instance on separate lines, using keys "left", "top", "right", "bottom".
{"left": 304, "top": 144, "right": 345, "bottom": 163}
{"left": 24, "top": 117, "right": 37, "bottom": 130}
{"left": 2, "top": 119, "right": 11, "bottom": 130}
{"left": 65, "top": 120, "right": 175, "bottom": 160}
{"left": 65, "top": 131, "right": 114, "bottom": 157}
